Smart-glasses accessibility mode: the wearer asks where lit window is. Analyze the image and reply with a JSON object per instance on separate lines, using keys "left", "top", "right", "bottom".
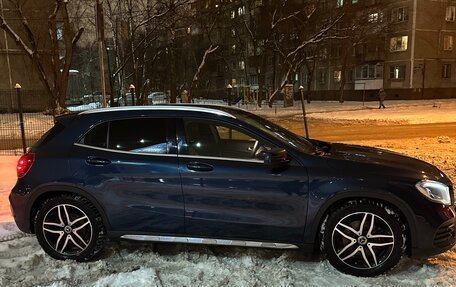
{"left": 239, "top": 61, "right": 245, "bottom": 70}
{"left": 56, "top": 22, "right": 64, "bottom": 41}
{"left": 391, "top": 7, "right": 409, "bottom": 23}
{"left": 444, "top": 35, "right": 454, "bottom": 51}
{"left": 368, "top": 13, "right": 379, "bottom": 23}
{"left": 442, "top": 64, "right": 452, "bottom": 78}
{"left": 334, "top": 70, "right": 342, "bottom": 82}
{"left": 389, "top": 65, "right": 405, "bottom": 80}
{"left": 238, "top": 6, "right": 246, "bottom": 16}
{"left": 390, "top": 36, "right": 408, "bottom": 52}
{"left": 446, "top": 6, "right": 456, "bottom": 22}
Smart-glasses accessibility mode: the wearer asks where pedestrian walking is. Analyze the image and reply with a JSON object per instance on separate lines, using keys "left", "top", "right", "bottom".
{"left": 378, "top": 88, "right": 387, "bottom": 109}
{"left": 181, "top": 90, "right": 190, "bottom": 103}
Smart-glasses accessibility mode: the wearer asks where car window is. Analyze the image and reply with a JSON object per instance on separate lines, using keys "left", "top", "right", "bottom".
{"left": 108, "top": 118, "right": 169, "bottom": 154}
{"left": 82, "top": 119, "right": 170, "bottom": 155}
{"left": 83, "top": 122, "right": 108, "bottom": 148}
{"left": 183, "top": 119, "right": 274, "bottom": 161}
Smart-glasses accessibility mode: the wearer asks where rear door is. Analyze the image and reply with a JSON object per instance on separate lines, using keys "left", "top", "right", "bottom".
{"left": 70, "top": 117, "right": 184, "bottom": 235}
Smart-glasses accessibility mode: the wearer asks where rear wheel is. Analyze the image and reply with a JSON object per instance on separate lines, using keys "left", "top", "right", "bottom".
{"left": 34, "top": 195, "right": 105, "bottom": 261}
{"left": 322, "top": 202, "right": 406, "bottom": 277}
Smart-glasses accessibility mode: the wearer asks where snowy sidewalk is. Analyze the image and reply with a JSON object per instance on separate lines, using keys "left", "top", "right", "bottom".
{"left": 250, "top": 99, "right": 456, "bottom": 124}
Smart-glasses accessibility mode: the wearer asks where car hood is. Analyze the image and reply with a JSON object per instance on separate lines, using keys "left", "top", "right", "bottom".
{"left": 322, "top": 143, "right": 448, "bottom": 182}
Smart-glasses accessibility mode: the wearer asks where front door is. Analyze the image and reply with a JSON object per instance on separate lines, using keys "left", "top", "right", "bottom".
{"left": 178, "top": 118, "right": 308, "bottom": 243}
{"left": 70, "top": 117, "right": 184, "bottom": 235}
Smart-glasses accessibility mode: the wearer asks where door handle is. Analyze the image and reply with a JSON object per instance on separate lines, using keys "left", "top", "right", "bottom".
{"left": 187, "top": 162, "right": 213, "bottom": 172}
{"left": 86, "top": 157, "right": 111, "bottom": 166}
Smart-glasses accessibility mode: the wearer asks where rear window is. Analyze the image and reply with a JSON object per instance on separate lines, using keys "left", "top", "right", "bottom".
{"left": 32, "top": 122, "right": 65, "bottom": 149}
{"left": 83, "top": 122, "right": 108, "bottom": 148}
{"left": 81, "top": 118, "right": 169, "bottom": 154}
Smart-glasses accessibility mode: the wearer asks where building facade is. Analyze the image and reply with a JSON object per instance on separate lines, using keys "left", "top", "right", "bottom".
{"left": 309, "top": 0, "right": 456, "bottom": 101}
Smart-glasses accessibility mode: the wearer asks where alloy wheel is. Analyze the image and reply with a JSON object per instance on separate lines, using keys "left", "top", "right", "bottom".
{"left": 331, "top": 212, "right": 395, "bottom": 270}
{"left": 42, "top": 204, "right": 93, "bottom": 256}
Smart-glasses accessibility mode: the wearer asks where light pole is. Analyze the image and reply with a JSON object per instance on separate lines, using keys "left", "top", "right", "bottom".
{"left": 299, "top": 85, "right": 309, "bottom": 139}
{"left": 15, "top": 83, "right": 27, "bottom": 154}
{"left": 226, "top": 84, "right": 233, "bottom": 106}
{"left": 129, "top": 84, "right": 135, "bottom": 106}
{"left": 106, "top": 46, "right": 115, "bottom": 106}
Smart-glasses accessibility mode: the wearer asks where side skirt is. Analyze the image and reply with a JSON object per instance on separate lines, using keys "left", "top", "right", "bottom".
{"left": 120, "top": 235, "right": 300, "bottom": 249}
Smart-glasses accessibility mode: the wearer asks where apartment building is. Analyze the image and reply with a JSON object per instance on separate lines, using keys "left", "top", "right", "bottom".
{"left": 310, "top": 0, "right": 456, "bottom": 101}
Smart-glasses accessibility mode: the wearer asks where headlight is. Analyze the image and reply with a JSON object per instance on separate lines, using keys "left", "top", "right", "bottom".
{"left": 415, "top": 180, "right": 451, "bottom": 205}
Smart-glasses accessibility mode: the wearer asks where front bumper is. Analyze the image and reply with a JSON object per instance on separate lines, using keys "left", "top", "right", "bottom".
{"left": 411, "top": 205, "right": 456, "bottom": 258}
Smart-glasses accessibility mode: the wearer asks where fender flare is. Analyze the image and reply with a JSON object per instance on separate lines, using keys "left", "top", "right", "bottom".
{"left": 26, "top": 184, "right": 112, "bottom": 233}
{"left": 306, "top": 191, "right": 418, "bottom": 249}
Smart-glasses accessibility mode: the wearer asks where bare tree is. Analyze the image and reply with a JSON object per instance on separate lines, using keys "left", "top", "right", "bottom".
{"left": 335, "top": 4, "right": 389, "bottom": 102}
{"left": 0, "top": 0, "right": 84, "bottom": 112}
{"left": 267, "top": 0, "right": 345, "bottom": 106}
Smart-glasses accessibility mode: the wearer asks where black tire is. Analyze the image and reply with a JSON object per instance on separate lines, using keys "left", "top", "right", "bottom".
{"left": 322, "top": 201, "right": 406, "bottom": 277}
{"left": 34, "top": 194, "right": 105, "bottom": 261}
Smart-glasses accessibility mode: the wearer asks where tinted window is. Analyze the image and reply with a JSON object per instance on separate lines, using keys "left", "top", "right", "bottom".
{"left": 213, "top": 107, "right": 315, "bottom": 154}
{"left": 183, "top": 119, "right": 274, "bottom": 160}
{"left": 108, "top": 118, "right": 169, "bottom": 154}
{"left": 83, "top": 122, "right": 108, "bottom": 148}
{"left": 32, "top": 122, "right": 65, "bottom": 149}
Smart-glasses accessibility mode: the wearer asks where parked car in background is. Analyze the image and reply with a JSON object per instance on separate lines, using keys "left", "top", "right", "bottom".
{"left": 65, "top": 98, "right": 83, "bottom": 107}
{"left": 9, "top": 105, "right": 455, "bottom": 277}
{"left": 148, "top": 92, "right": 168, "bottom": 104}
{"left": 82, "top": 94, "right": 104, "bottom": 105}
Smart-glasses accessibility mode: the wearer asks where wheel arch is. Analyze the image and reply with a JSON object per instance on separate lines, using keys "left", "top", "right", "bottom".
{"left": 27, "top": 184, "right": 112, "bottom": 234}
{"left": 308, "top": 191, "right": 417, "bottom": 253}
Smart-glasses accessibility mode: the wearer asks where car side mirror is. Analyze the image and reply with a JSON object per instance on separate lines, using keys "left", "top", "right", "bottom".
{"left": 263, "top": 148, "right": 289, "bottom": 168}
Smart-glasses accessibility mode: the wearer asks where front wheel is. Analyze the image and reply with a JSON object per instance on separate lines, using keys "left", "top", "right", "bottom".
{"left": 34, "top": 194, "right": 105, "bottom": 261}
{"left": 322, "top": 202, "right": 406, "bottom": 277}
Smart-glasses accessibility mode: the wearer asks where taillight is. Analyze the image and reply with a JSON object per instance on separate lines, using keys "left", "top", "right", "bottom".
{"left": 17, "top": 153, "right": 35, "bottom": 178}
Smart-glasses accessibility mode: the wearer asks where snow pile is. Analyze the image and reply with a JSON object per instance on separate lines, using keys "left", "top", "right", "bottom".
{"left": 0, "top": 221, "right": 455, "bottom": 287}
{"left": 67, "top": 102, "right": 102, "bottom": 112}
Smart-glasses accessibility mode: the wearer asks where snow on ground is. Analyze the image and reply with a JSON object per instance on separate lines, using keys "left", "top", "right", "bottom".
{"left": 0, "top": 222, "right": 455, "bottom": 287}
{"left": 254, "top": 99, "right": 456, "bottom": 125}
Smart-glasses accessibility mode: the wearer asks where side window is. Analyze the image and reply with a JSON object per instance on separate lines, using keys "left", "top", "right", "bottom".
{"left": 83, "top": 122, "right": 108, "bottom": 148}
{"left": 183, "top": 119, "right": 274, "bottom": 160}
{"left": 108, "top": 118, "right": 169, "bottom": 154}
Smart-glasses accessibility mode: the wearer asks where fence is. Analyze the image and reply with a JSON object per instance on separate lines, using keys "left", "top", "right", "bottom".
{"left": 0, "top": 89, "right": 54, "bottom": 156}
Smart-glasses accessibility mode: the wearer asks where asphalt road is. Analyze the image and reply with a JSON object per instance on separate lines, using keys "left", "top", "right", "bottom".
{"left": 270, "top": 118, "right": 456, "bottom": 142}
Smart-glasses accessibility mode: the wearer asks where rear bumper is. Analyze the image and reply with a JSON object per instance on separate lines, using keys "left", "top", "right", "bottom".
{"left": 9, "top": 182, "right": 33, "bottom": 233}
{"left": 411, "top": 205, "right": 456, "bottom": 258}
{"left": 9, "top": 189, "right": 32, "bottom": 233}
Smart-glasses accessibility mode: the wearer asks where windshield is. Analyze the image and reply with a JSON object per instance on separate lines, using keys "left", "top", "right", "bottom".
{"left": 226, "top": 108, "right": 315, "bottom": 154}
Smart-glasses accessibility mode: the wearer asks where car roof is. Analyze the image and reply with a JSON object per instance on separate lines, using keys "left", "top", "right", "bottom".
{"left": 78, "top": 104, "right": 239, "bottom": 119}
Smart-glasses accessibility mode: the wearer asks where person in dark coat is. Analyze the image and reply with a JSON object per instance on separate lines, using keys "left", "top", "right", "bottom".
{"left": 378, "top": 88, "right": 387, "bottom": 109}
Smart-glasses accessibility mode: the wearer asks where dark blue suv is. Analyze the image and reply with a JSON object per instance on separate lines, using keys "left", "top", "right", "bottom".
{"left": 9, "top": 105, "right": 456, "bottom": 277}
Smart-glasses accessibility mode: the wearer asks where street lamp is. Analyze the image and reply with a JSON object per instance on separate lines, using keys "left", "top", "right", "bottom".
{"left": 299, "top": 85, "right": 309, "bottom": 139}
{"left": 129, "top": 84, "right": 135, "bottom": 106}
{"left": 226, "top": 84, "right": 233, "bottom": 106}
